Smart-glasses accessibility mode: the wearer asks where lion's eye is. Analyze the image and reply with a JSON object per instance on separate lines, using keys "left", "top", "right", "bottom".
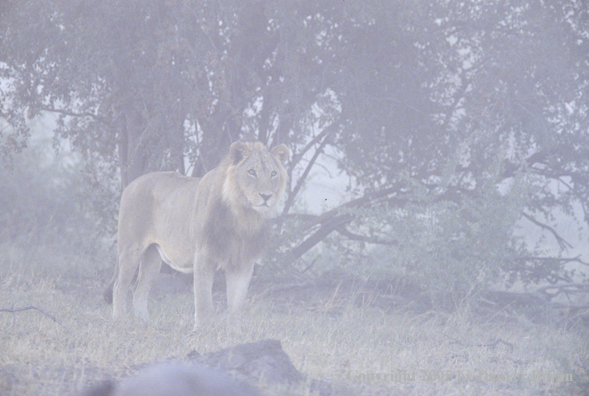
{"left": 248, "top": 169, "right": 256, "bottom": 177}
{"left": 271, "top": 171, "right": 278, "bottom": 178}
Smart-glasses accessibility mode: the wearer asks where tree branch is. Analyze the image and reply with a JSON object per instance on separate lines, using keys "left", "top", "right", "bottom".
{"left": 278, "top": 185, "right": 407, "bottom": 262}
{"left": 282, "top": 133, "right": 330, "bottom": 216}
{"left": 40, "top": 106, "right": 112, "bottom": 127}
{"left": 521, "top": 212, "right": 573, "bottom": 251}
{"left": 513, "top": 255, "right": 589, "bottom": 267}
{"left": 335, "top": 225, "right": 398, "bottom": 246}
{"left": 288, "top": 126, "right": 334, "bottom": 173}
{"left": 484, "top": 282, "right": 589, "bottom": 318}
{"left": 438, "top": 332, "right": 514, "bottom": 352}
{"left": 0, "top": 305, "right": 72, "bottom": 333}
{"left": 283, "top": 214, "right": 354, "bottom": 264}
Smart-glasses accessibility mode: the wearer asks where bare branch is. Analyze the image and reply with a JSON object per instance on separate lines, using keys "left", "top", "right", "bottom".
{"left": 484, "top": 283, "right": 589, "bottom": 318}
{"left": 282, "top": 134, "right": 330, "bottom": 216}
{"left": 283, "top": 214, "right": 354, "bottom": 264}
{"left": 288, "top": 126, "right": 335, "bottom": 173}
{"left": 335, "top": 226, "right": 398, "bottom": 246}
{"left": 521, "top": 212, "right": 573, "bottom": 251}
{"left": 278, "top": 185, "right": 407, "bottom": 262}
{"left": 0, "top": 305, "right": 72, "bottom": 333}
{"left": 513, "top": 255, "right": 589, "bottom": 267}
{"left": 534, "top": 282, "right": 589, "bottom": 301}
{"left": 438, "top": 332, "right": 514, "bottom": 353}
{"left": 275, "top": 213, "right": 318, "bottom": 223}
{"left": 40, "top": 106, "right": 112, "bottom": 127}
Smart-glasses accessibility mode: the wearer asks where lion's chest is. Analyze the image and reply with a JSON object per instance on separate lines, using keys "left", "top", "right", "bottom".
{"left": 199, "top": 201, "right": 270, "bottom": 269}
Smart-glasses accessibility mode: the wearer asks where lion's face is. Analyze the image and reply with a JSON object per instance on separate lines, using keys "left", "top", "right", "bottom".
{"left": 223, "top": 142, "right": 289, "bottom": 215}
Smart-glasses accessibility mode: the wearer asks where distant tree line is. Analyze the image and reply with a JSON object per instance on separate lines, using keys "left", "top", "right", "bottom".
{"left": 2, "top": 0, "right": 588, "bottom": 306}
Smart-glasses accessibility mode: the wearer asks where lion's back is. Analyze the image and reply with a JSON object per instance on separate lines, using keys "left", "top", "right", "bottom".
{"left": 118, "top": 172, "right": 200, "bottom": 250}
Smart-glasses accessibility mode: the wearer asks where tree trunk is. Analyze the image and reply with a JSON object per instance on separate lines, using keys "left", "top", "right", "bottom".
{"left": 118, "top": 105, "right": 147, "bottom": 189}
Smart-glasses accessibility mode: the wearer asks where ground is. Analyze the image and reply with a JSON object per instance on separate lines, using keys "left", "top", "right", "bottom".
{"left": 1, "top": 261, "right": 588, "bottom": 396}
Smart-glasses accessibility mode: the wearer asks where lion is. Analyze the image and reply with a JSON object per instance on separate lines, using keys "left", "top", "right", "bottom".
{"left": 104, "top": 141, "right": 289, "bottom": 328}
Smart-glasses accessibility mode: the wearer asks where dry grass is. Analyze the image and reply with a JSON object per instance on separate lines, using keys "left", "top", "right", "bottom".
{"left": 1, "top": 255, "right": 588, "bottom": 396}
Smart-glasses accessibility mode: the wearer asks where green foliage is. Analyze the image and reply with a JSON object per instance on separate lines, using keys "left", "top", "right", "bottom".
{"left": 0, "top": 143, "right": 111, "bottom": 274}
{"left": 1, "top": 0, "right": 588, "bottom": 296}
{"left": 339, "top": 176, "right": 531, "bottom": 308}
{"left": 0, "top": 0, "right": 338, "bottom": 182}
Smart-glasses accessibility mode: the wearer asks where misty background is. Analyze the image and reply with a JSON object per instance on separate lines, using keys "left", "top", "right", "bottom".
{"left": 1, "top": 0, "right": 588, "bottom": 311}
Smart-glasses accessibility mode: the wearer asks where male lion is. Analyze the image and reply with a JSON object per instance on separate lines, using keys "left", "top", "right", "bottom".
{"left": 104, "top": 141, "right": 289, "bottom": 328}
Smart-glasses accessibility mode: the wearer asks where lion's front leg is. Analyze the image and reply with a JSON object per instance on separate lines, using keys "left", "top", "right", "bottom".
{"left": 193, "top": 254, "right": 215, "bottom": 328}
{"left": 225, "top": 261, "right": 254, "bottom": 331}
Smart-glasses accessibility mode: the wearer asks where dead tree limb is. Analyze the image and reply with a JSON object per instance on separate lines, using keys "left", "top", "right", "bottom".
{"left": 283, "top": 214, "right": 354, "bottom": 264}
{"left": 335, "top": 225, "right": 398, "bottom": 246}
{"left": 0, "top": 305, "right": 72, "bottom": 334}
{"left": 282, "top": 134, "right": 330, "bottom": 216}
{"left": 483, "top": 282, "right": 589, "bottom": 325}
{"left": 521, "top": 213, "right": 573, "bottom": 251}
{"left": 513, "top": 255, "right": 589, "bottom": 267}
{"left": 438, "top": 332, "right": 514, "bottom": 353}
{"left": 277, "top": 183, "right": 411, "bottom": 264}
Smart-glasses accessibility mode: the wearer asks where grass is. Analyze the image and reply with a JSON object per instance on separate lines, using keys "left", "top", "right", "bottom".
{"left": 1, "top": 247, "right": 588, "bottom": 396}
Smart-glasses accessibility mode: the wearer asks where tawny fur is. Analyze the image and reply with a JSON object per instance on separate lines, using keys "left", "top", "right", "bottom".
{"left": 104, "top": 141, "right": 289, "bottom": 328}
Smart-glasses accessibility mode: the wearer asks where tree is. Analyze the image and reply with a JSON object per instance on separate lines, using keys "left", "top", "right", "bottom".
{"left": 1, "top": 0, "right": 341, "bottom": 232}
{"left": 344, "top": 1, "right": 589, "bottom": 284}
{"left": 2, "top": 0, "right": 588, "bottom": 304}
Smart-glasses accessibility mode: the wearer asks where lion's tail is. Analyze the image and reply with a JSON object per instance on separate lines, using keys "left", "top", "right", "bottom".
{"left": 103, "top": 267, "right": 117, "bottom": 304}
{"left": 103, "top": 281, "right": 114, "bottom": 304}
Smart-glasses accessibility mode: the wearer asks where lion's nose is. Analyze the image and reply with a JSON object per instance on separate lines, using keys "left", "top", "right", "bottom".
{"left": 259, "top": 193, "right": 273, "bottom": 202}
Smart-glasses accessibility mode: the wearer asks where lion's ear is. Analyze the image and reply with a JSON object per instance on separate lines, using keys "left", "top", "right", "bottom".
{"left": 229, "top": 142, "right": 250, "bottom": 165}
{"left": 271, "top": 144, "right": 290, "bottom": 165}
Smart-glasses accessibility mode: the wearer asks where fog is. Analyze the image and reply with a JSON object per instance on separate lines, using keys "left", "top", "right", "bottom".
{"left": 1, "top": 1, "right": 588, "bottom": 395}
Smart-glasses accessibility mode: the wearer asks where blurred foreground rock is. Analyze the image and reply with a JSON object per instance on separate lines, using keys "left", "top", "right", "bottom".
{"left": 81, "top": 339, "right": 335, "bottom": 396}
{"left": 81, "top": 362, "right": 263, "bottom": 396}
{"left": 188, "top": 338, "right": 304, "bottom": 386}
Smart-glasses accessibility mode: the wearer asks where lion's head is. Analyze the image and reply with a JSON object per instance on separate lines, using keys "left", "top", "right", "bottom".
{"left": 222, "top": 141, "right": 289, "bottom": 215}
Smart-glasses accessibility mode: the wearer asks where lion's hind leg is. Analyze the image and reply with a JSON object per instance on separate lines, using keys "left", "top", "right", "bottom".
{"left": 103, "top": 263, "right": 118, "bottom": 305}
{"left": 133, "top": 244, "right": 163, "bottom": 320}
{"left": 112, "top": 246, "right": 142, "bottom": 318}
{"left": 193, "top": 253, "right": 216, "bottom": 329}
